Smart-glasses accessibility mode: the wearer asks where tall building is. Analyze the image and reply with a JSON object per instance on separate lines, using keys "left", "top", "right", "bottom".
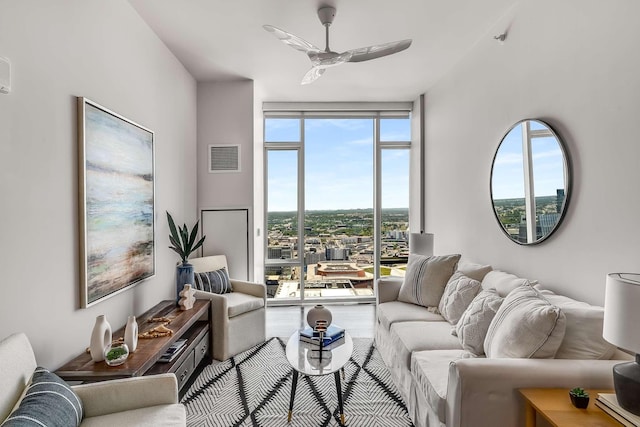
{"left": 325, "top": 247, "right": 350, "bottom": 260}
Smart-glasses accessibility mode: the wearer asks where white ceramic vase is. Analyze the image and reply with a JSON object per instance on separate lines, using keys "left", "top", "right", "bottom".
{"left": 307, "top": 304, "right": 332, "bottom": 329}
{"left": 90, "top": 315, "right": 112, "bottom": 362}
{"left": 124, "top": 315, "right": 138, "bottom": 353}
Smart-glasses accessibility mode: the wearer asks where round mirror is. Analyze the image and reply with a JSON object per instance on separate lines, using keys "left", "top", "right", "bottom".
{"left": 490, "top": 119, "right": 571, "bottom": 245}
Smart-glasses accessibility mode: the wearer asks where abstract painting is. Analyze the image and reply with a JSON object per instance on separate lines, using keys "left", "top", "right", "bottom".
{"left": 78, "top": 97, "right": 155, "bottom": 308}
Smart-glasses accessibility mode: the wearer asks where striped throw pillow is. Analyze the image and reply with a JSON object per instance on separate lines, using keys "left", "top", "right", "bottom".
{"left": 3, "top": 367, "right": 83, "bottom": 427}
{"left": 398, "top": 253, "right": 461, "bottom": 308}
{"left": 194, "top": 267, "right": 232, "bottom": 294}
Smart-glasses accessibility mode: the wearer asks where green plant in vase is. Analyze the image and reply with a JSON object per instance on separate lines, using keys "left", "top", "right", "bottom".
{"left": 167, "top": 212, "right": 206, "bottom": 301}
{"left": 167, "top": 212, "right": 206, "bottom": 264}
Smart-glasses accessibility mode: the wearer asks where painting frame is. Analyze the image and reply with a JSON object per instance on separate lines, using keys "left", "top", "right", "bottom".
{"left": 78, "top": 97, "right": 155, "bottom": 308}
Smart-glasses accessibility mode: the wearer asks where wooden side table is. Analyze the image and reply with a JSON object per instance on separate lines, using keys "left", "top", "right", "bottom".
{"left": 56, "top": 300, "right": 212, "bottom": 392}
{"left": 519, "top": 388, "right": 623, "bottom": 427}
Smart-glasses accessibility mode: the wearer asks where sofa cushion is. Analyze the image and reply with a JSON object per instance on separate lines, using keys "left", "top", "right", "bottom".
{"left": 455, "top": 288, "right": 504, "bottom": 356}
{"left": 439, "top": 273, "right": 482, "bottom": 325}
{"left": 377, "top": 301, "right": 444, "bottom": 330}
{"left": 390, "top": 321, "right": 462, "bottom": 370}
{"left": 3, "top": 367, "right": 83, "bottom": 427}
{"left": 80, "top": 404, "right": 185, "bottom": 427}
{"left": 481, "top": 270, "right": 530, "bottom": 297}
{"left": 398, "top": 254, "right": 461, "bottom": 308}
{"left": 484, "top": 285, "right": 566, "bottom": 358}
{"left": 194, "top": 267, "right": 231, "bottom": 294}
{"left": 224, "top": 292, "right": 265, "bottom": 318}
{"left": 411, "top": 350, "right": 477, "bottom": 424}
{"left": 457, "top": 262, "right": 493, "bottom": 282}
{"left": 538, "top": 290, "right": 616, "bottom": 359}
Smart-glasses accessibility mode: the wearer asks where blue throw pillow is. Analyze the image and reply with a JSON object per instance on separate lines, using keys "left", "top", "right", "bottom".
{"left": 194, "top": 267, "right": 232, "bottom": 294}
{"left": 3, "top": 367, "right": 83, "bottom": 427}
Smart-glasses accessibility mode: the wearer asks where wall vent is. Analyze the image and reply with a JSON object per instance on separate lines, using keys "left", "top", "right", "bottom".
{"left": 208, "top": 144, "right": 240, "bottom": 173}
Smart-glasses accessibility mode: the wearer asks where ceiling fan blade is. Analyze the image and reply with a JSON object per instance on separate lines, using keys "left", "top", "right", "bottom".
{"left": 301, "top": 67, "right": 326, "bottom": 85}
{"left": 345, "top": 39, "right": 412, "bottom": 63}
{"left": 310, "top": 51, "right": 353, "bottom": 68}
{"left": 263, "top": 25, "right": 321, "bottom": 54}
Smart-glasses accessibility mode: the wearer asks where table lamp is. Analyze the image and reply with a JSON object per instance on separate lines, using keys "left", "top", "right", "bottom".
{"left": 603, "top": 273, "right": 640, "bottom": 415}
{"left": 409, "top": 232, "right": 434, "bottom": 257}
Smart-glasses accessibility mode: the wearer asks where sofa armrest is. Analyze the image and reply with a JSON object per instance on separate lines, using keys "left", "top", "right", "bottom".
{"left": 72, "top": 373, "right": 179, "bottom": 418}
{"left": 446, "top": 358, "right": 619, "bottom": 427}
{"left": 230, "top": 279, "right": 267, "bottom": 300}
{"left": 377, "top": 277, "right": 403, "bottom": 304}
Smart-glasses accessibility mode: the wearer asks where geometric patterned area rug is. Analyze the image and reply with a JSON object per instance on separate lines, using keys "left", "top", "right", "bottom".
{"left": 182, "top": 337, "right": 414, "bottom": 426}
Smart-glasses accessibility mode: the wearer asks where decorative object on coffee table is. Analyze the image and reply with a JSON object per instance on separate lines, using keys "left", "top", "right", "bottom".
{"left": 124, "top": 315, "right": 138, "bottom": 353}
{"left": 90, "top": 314, "right": 112, "bottom": 362}
{"left": 167, "top": 212, "right": 206, "bottom": 302}
{"left": 104, "top": 343, "right": 129, "bottom": 366}
{"left": 307, "top": 304, "right": 332, "bottom": 329}
{"left": 570, "top": 387, "right": 590, "bottom": 409}
{"left": 178, "top": 284, "right": 196, "bottom": 310}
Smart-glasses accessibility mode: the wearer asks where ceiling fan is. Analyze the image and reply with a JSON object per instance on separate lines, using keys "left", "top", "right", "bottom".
{"left": 264, "top": 6, "right": 412, "bottom": 85}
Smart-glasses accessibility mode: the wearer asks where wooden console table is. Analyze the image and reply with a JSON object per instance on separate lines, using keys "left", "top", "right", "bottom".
{"left": 56, "top": 300, "right": 212, "bottom": 392}
{"left": 519, "top": 388, "right": 622, "bottom": 427}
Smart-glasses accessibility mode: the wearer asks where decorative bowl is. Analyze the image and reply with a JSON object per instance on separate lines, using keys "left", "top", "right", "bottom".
{"left": 104, "top": 343, "right": 130, "bottom": 366}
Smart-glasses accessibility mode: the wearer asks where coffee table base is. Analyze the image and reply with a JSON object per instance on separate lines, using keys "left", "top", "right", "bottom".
{"left": 287, "top": 370, "right": 345, "bottom": 426}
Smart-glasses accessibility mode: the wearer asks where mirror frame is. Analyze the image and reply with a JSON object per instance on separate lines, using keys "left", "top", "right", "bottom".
{"left": 490, "top": 119, "right": 572, "bottom": 245}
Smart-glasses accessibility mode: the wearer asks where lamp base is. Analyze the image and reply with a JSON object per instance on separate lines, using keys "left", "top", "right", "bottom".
{"left": 613, "top": 354, "right": 640, "bottom": 416}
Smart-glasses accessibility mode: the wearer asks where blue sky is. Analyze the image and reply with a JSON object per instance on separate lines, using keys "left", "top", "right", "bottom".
{"left": 491, "top": 121, "right": 566, "bottom": 200}
{"left": 266, "top": 118, "right": 410, "bottom": 211}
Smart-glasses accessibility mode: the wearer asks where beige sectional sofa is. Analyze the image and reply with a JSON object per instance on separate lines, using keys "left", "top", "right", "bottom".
{"left": 375, "top": 259, "right": 630, "bottom": 427}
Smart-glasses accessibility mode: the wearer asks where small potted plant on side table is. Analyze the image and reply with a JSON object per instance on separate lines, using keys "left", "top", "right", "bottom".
{"left": 569, "top": 387, "right": 590, "bottom": 409}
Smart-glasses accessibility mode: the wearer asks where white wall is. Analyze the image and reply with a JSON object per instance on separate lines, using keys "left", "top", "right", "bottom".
{"left": 0, "top": 0, "right": 197, "bottom": 368}
{"left": 197, "top": 80, "right": 254, "bottom": 277}
{"left": 423, "top": 0, "right": 640, "bottom": 305}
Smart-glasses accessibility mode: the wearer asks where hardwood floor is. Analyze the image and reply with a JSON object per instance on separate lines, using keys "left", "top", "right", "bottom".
{"left": 266, "top": 303, "right": 376, "bottom": 339}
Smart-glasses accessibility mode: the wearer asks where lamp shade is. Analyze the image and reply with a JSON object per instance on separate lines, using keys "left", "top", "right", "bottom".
{"left": 603, "top": 273, "right": 640, "bottom": 354}
{"left": 409, "top": 233, "right": 434, "bottom": 257}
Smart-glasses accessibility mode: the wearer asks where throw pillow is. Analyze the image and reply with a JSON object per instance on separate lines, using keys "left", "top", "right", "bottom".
{"left": 194, "top": 267, "right": 232, "bottom": 294}
{"left": 455, "top": 288, "right": 504, "bottom": 355}
{"left": 3, "top": 367, "right": 83, "bottom": 427}
{"left": 538, "top": 289, "right": 616, "bottom": 360}
{"left": 484, "top": 285, "right": 566, "bottom": 358}
{"left": 438, "top": 272, "right": 482, "bottom": 325}
{"left": 457, "top": 262, "right": 493, "bottom": 282}
{"left": 480, "top": 270, "right": 530, "bottom": 297}
{"left": 398, "top": 253, "right": 461, "bottom": 308}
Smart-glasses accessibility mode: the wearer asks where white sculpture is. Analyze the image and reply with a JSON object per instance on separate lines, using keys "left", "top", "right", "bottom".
{"left": 178, "top": 284, "right": 196, "bottom": 310}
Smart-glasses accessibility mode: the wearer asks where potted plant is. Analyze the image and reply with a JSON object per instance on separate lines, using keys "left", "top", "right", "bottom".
{"left": 569, "top": 387, "right": 590, "bottom": 409}
{"left": 167, "top": 212, "right": 206, "bottom": 301}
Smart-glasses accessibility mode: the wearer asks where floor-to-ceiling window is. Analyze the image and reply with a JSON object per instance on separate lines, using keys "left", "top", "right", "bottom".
{"left": 264, "top": 105, "right": 411, "bottom": 304}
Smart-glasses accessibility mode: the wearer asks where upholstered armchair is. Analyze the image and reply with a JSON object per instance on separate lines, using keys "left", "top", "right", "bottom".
{"left": 0, "top": 333, "right": 185, "bottom": 427}
{"left": 189, "top": 255, "right": 266, "bottom": 361}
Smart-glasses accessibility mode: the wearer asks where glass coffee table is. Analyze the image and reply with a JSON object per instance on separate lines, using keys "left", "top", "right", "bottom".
{"left": 285, "top": 330, "right": 353, "bottom": 426}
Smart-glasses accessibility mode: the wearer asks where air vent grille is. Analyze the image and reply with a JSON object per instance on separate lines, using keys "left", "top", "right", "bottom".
{"left": 209, "top": 144, "right": 240, "bottom": 173}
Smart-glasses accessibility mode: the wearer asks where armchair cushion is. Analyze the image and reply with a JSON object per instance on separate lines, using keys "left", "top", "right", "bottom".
{"left": 3, "top": 367, "right": 83, "bottom": 427}
{"left": 79, "top": 405, "right": 185, "bottom": 427}
{"left": 194, "top": 267, "right": 231, "bottom": 294}
{"left": 225, "top": 292, "right": 265, "bottom": 318}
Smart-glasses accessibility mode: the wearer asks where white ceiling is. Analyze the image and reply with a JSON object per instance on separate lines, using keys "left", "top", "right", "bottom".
{"left": 128, "top": 0, "right": 518, "bottom": 102}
